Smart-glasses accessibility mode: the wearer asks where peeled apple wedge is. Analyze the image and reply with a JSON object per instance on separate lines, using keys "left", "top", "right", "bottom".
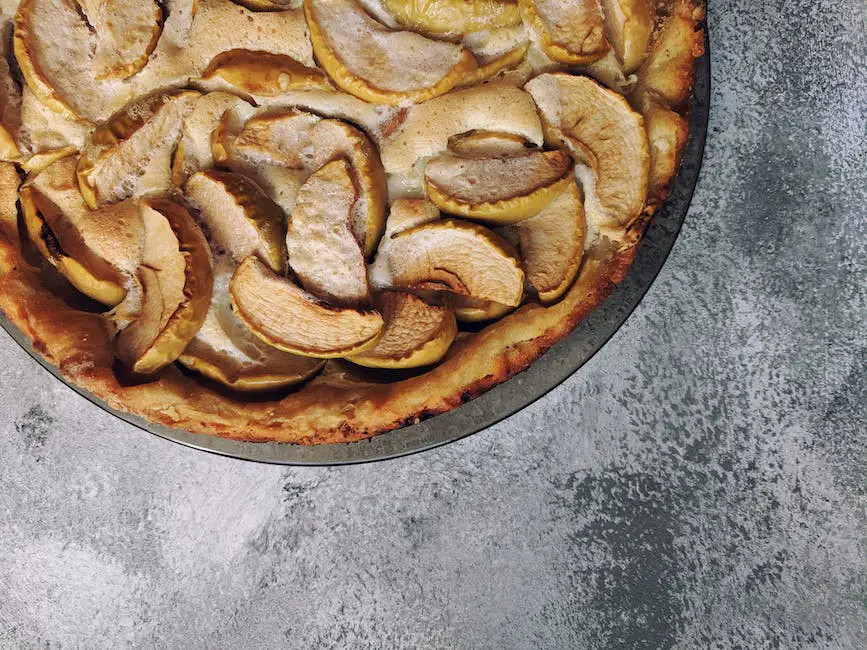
{"left": 200, "top": 49, "right": 332, "bottom": 97}
{"left": 304, "top": 0, "right": 479, "bottom": 105}
{"left": 0, "top": 20, "right": 22, "bottom": 160}
{"left": 525, "top": 73, "right": 649, "bottom": 232}
{"left": 600, "top": 0, "right": 653, "bottom": 74}
{"left": 229, "top": 256, "right": 384, "bottom": 359}
{"left": 179, "top": 257, "right": 325, "bottom": 392}
{"left": 370, "top": 218, "right": 525, "bottom": 307}
{"left": 214, "top": 108, "right": 386, "bottom": 255}
{"left": 184, "top": 169, "right": 287, "bottom": 274}
{"left": 508, "top": 178, "right": 586, "bottom": 303}
{"left": 113, "top": 199, "right": 213, "bottom": 376}
{"left": 518, "top": 0, "right": 608, "bottom": 65}
{"left": 424, "top": 148, "right": 573, "bottom": 224}
{"left": 76, "top": 90, "right": 200, "bottom": 208}
{"left": 76, "top": 0, "right": 163, "bottom": 80}
{"left": 379, "top": 0, "right": 521, "bottom": 38}
{"left": 348, "top": 291, "right": 457, "bottom": 369}
{"left": 172, "top": 92, "right": 251, "bottom": 184}
{"left": 20, "top": 156, "right": 144, "bottom": 306}
{"left": 449, "top": 295, "right": 514, "bottom": 323}
{"left": 379, "top": 83, "right": 543, "bottom": 184}
{"left": 286, "top": 160, "right": 370, "bottom": 307}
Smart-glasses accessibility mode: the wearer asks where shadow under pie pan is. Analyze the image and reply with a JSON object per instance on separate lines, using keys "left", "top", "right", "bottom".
{"left": 1, "top": 46, "right": 710, "bottom": 466}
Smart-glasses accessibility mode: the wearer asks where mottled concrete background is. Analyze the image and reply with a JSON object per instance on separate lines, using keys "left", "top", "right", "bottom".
{"left": 1, "top": 1, "right": 865, "bottom": 648}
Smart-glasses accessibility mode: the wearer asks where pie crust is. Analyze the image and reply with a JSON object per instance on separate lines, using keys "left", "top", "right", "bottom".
{"left": 0, "top": 0, "right": 705, "bottom": 444}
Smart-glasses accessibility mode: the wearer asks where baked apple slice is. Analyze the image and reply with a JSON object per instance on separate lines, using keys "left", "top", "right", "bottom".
{"left": 0, "top": 18, "right": 22, "bottom": 160}
{"left": 448, "top": 296, "right": 514, "bottom": 323}
{"left": 286, "top": 160, "right": 370, "bottom": 306}
{"left": 370, "top": 218, "right": 525, "bottom": 307}
{"left": 600, "top": 0, "right": 652, "bottom": 74}
{"left": 525, "top": 72, "right": 649, "bottom": 234}
{"left": 379, "top": 0, "right": 521, "bottom": 38}
{"left": 379, "top": 83, "right": 543, "bottom": 188}
{"left": 215, "top": 108, "right": 386, "bottom": 255}
{"left": 113, "top": 199, "right": 213, "bottom": 375}
{"left": 201, "top": 50, "right": 332, "bottom": 97}
{"left": 19, "top": 156, "right": 143, "bottom": 306}
{"left": 230, "top": 256, "right": 384, "bottom": 358}
{"left": 304, "top": 0, "right": 478, "bottom": 104}
{"left": 185, "top": 170, "right": 287, "bottom": 274}
{"left": 633, "top": 0, "right": 705, "bottom": 107}
{"left": 172, "top": 92, "right": 251, "bottom": 185}
{"left": 508, "top": 178, "right": 585, "bottom": 303}
{"left": 639, "top": 98, "right": 689, "bottom": 210}
{"left": 518, "top": 0, "right": 608, "bottom": 65}
{"left": 424, "top": 148, "right": 572, "bottom": 223}
{"left": 348, "top": 291, "right": 457, "bottom": 369}
{"left": 76, "top": 90, "right": 200, "bottom": 208}
{"left": 179, "top": 257, "right": 325, "bottom": 392}
{"left": 76, "top": 0, "right": 162, "bottom": 80}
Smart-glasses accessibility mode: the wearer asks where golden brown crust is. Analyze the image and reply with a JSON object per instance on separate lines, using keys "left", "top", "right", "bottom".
{"left": 0, "top": 3, "right": 706, "bottom": 445}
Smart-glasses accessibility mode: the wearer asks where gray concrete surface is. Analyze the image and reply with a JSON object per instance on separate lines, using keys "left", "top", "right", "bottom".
{"left": 1, "top": 1, "right": 865, "bottom": 647}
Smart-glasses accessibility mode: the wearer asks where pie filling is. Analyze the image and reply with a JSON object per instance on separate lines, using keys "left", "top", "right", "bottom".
{"left": 0, "top": 0, "right": 705, "bottom": 442}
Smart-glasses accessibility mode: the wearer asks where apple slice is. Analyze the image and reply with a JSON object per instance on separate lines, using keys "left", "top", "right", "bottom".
{"left": 508, "top": 178, "right": 585, "bottom": 303}
{"left": 76, "top": 90, "right": 200, "bottom": 208}
{"left": 230, "top": 256, "right": 384, "bottom": 358}
{"left": 185, "top": 170, "right": 287, "bottom": 273}
{"left": 379, "top": 83, "right": 543, "bottom": 186}
{"left": 424, "top": 148, "right": 572, "bottom": 223}
{"left": 518, "top": 0, "right": 608, "bottom": 65}
{"left": 379, "top": 0, "right": 520, "bottom": 38}
{"left": 20, "top": 156, "right": 144, "bottom": 306}
{"left": 215, "top": 108, "right": 386, "bottom": 255}
{"left": 370, "top": 218, "right": 525, "bottom": 307}
{"left": 171, "top": 92, "right": 251, "bottom": 185}
{"left": 0, "top": 18, "right": 22, "bottom": 160}
{"left": 448, "top": 295, "right": 514, "bottom": 322}
{"left": 76, "top": 0, "right": 162, "bottom": 80}
{"left": 448, "top": 131, "right": 531, "bottom": 157}
{"left": 640, "top": 98, "right": 689, "bottom": 209}
{"left": 525, "top": 72, "right": 649, "bottom": 233}
{"left": 304, "top": 0, "right": 478, "bottom": 104}
{"left": 179, "top": 257, "right": 324, "bottom": 391}
{"left": 161, "top": 0, "right": 200, "bottom": 47}
{"left": 600, "top": 0, "right": 652, "bottom": 74}
{"left": 201, "top": 49, "right": 332, "bottom": 97}
{"left": 348, "top": 291, "right": 457, "bottom": 369}
{"left": 633, "top": 0, "right": 705, "bottom": 107}
{"left": 286, "top": 159, "right": 370, "bottom": 306}
{"left": 113, "top": 199, "right": 213, "bottom": 375}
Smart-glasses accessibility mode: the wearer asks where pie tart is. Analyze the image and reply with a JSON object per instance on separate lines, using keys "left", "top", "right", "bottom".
{"left": 0, "top": 0, "right": 705, "bottom": 444}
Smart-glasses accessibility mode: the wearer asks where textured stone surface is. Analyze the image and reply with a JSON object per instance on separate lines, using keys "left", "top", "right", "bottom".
{"left": 1, "top": 1, "right": 865, "bottom": 647}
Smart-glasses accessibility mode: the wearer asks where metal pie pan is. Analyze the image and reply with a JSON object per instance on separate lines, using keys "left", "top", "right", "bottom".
{"left": 1, "top": 44, "right": 710, "bottom": 465}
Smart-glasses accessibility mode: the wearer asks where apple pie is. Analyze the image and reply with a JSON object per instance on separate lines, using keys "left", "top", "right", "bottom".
{"left": 0, "top": 0, "right": 705, "bottom": 444}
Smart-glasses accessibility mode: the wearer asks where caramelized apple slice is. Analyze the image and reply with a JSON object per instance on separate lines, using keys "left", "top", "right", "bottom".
{"left": 286, "top": 160, "right": 370, "bottom": 306}
{"left": 179, "top": 257, "right": 324, "bottom": 392}
{"left": 448, "top": 295, "right": 514, "bottom": 323}
{"left": 508, "top": 178, "right": 585, "bottom": 303}
{"left": 76, "top": 90, "right": 200, "bottom": 208}
{"left": 424, "top": 148, "right": 572, "bottom": 224}
{"left": 185, "top": 170, "right": 287, "bottom": 273}
{"left": 370, "top": 218, "right": 524, "bottom": 306}
{"left": 380, "top": 0, "right": 520, "bottom": 37}
{"left": 600, "top": 0, "right": 652, "bottom": 73}
{"left": 348, "top": 291, "right": 457, "bottom": 369}
{"left": 201, "top": 50, "right": 332, "bottom": 97}
{"left": 20, "top": 156, "right": 143, "bottom": 306}
{"left": 525, "top": 73, "right": 649, "bottom": 233}
{"left": 230, "top": 256, "right": 384, "bottom": 359}
{"left": 113, "top": 199, "right": 213, "bottom": 375}
{"left": 518, "top": 0, "right": 608, "bottom": 65}
{"left": 305, "top": 0, "right": 478, "bottom": 104}
{"left": 76, "top": 0, "right": 162, "bottom": 80}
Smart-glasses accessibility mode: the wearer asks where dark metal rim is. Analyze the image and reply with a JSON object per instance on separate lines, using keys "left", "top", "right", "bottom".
{"left": 0, "top": 39, "right": 710, "bottom": 466}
